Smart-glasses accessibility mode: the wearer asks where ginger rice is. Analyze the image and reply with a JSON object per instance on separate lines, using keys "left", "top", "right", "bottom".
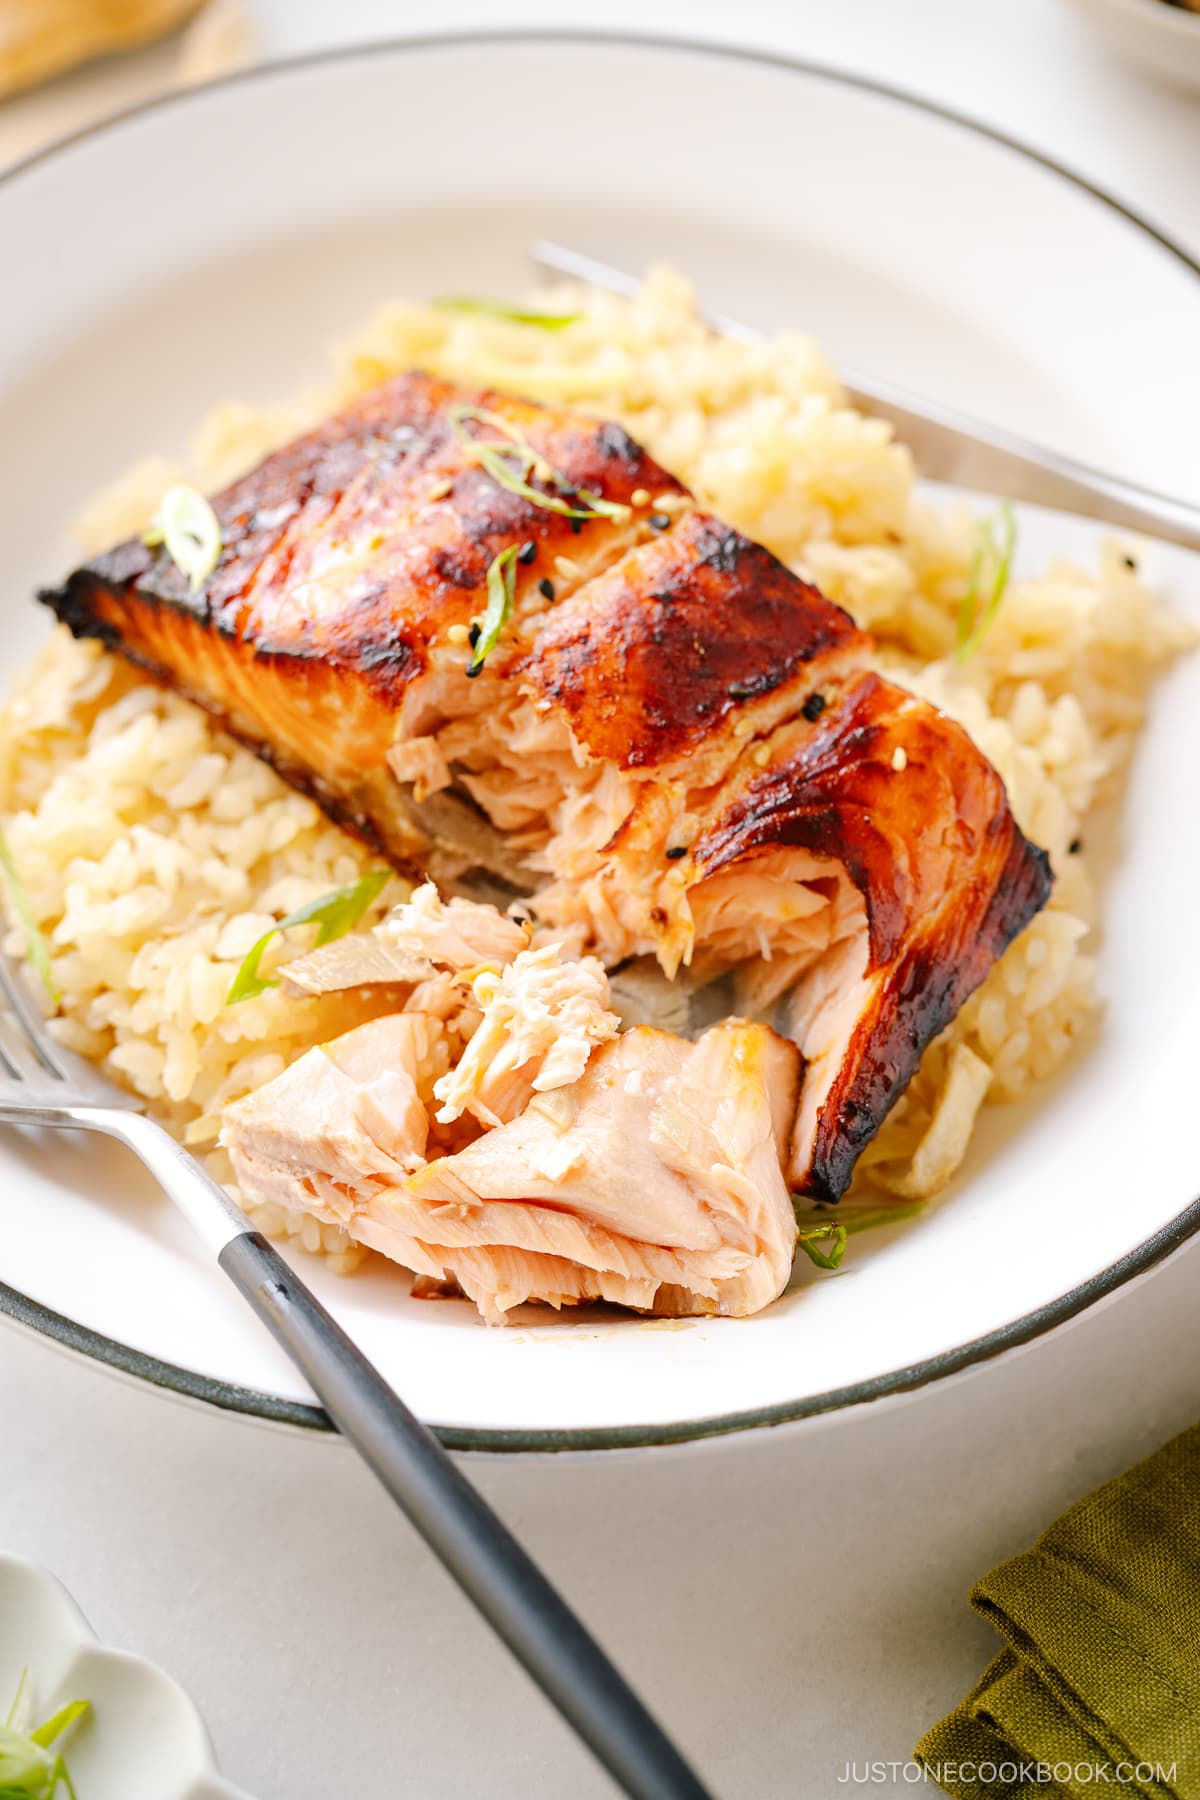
{"left": 0, "top": 268, "right": 1192, "bottom": 1267}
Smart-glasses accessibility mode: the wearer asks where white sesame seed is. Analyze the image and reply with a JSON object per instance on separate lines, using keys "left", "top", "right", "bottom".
{"left": 752, "top": 745, "right": 770, "bottom": 767}
{"left": 631, "top": 487, "right": 651, "bottom": 508}
{"left": 427, "top": 476, "right": 453, "bottom": 502}
{"left": 447, "top": 623, "right": 471, "bottom": 646}
{"left": 891, "top": 746, "right": 908, "bottom": 772}
{"left": 732, "top": 718, "right": 754, "bottom": 740}
{"left": 554, "top": 556, "right": 581, "bottom": 581}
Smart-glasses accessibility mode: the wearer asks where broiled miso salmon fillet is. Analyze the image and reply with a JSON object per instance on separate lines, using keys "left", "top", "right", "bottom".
{"left": 42, "top": 371, "right": 687, "bottom": 886}
{"left": 224, "top": 1015, "right": 802, "bottom": 1324}
{"left": 43, "top": 369, "right": 1052, "bottom": 1211}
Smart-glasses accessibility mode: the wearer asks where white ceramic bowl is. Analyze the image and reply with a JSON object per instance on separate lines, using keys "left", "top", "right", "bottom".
{"left": 1, "top": 34, "right": 1198, "bottom": 1451}
{"left": 1064, "top": 0, "right": 1200, "bottom": 92}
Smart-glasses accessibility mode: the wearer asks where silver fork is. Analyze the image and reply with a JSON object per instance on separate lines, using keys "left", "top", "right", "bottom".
{"left": 530, "top": 240, "right": 1200, "bottom": 554}
{"left": 0, "top": 949, "right": 713, "bottom": 1800}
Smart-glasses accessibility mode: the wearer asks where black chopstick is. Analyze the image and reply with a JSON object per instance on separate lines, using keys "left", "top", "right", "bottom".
{"left": 219, "top": 1229, "right": 716, "bottom": 1800}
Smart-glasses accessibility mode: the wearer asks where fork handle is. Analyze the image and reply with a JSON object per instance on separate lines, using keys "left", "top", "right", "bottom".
{"left": 529, "top": 239, "right": 1200, "bottom": 553}
{"left": 218, "top": 1229, "right": 713, "bottom": 1800}
{"left": 70, "top": 1106, "right": 711, "bottom": 1800}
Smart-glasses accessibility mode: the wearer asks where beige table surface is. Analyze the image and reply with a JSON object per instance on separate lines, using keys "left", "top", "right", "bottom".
{"left": 1, "top": 4, "right": 1198, "bottom": 1797}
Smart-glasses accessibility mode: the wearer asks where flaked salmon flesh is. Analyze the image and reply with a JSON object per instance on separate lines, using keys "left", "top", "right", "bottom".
{"left": 44, "top": 373, "right": 1053, "bottom": 1317}
{"left": 224, "top": 1009, "right": 801, "bottom": 1324}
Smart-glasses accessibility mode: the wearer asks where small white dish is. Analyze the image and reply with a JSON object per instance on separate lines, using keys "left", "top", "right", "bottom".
{"left": 0, "top": 1553, "right": 251, "bottom": 1799}
{"left": 1063, "top": 0, "right": 1200, "bottom": 93}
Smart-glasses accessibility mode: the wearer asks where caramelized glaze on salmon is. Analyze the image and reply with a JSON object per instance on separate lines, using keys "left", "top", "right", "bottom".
{"left": 43, "top": 370, "right": 1052, "bottom": 1213}
{"left": 43, "top": 373, "right": 682, "bottom": 884}
{"left": 688, "top": 672, "right": 1052, "bottom": 1200}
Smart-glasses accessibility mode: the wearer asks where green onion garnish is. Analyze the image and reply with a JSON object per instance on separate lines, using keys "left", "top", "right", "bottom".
{"left": 0, "top": 828, "right": 59, "bottom": 1004}
{"left": 796, "top": 1222, "right": 848, "bottom": 1271}
{"left": 840, "top": 1201, "right": 926, "bottom": 1235}
{"left": 433, "top": 296, "right": 583, "bottom": 330}
{"left": 142, "top": 484, "right": 223, "bottom": 591}
{"left": 450, "top": 406, "right": 631, "bottom": 524}
{"left": 467, "top": 545, "right": 520, "bottom": 677}
{"left": 225, "top": 870, "right": 391, "bottom": 1004}
{"left": 1, "top": 1672, "right": 89, "bottom": 1800}
{"left": 794, "top": 1200, "right": 925, "bottom": 1272}
{"left": 955, "top": 503, "right": 1017, "bottom": 661}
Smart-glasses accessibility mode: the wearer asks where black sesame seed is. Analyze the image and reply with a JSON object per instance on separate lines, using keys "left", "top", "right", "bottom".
{"left": 465, "top": 662, "right": 483, "bottom": 680}
{"left": 467, "top": 622, "right": 481, "bottom": 648}
{"left": 801, "top": 692, "right": 827, "bottom": 722}
{"left": 596, "top": 421, "right": 636, "bottom": 460}
{"left": 1068, "top": 837, "right": 1083, "bottom": 855}
{"left": 665, "top": 846, "right": 688, "bottom": 861}
{"left": 649, "top": 512, "right": 672, "bottom": 531}
{"left": 702, "top": 532, "right": 741, "bottom": 574}
{"left": 517, "top": 539, "right": 538, "bottom": 565}
{"left": 538, "top": 578, "right": 556, "bottom": 601}
{"left": 567, "top": 516, "right": 583, "bottom": 535}
{"left": 1122, "top": 555, "right": 1137, "bottom": 571}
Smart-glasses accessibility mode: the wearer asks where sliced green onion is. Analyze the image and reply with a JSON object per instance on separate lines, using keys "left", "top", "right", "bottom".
{"left": 28, "top": 1702, "right": 89, "bottom": 1753}
{"left": 225, "top": 870, "right": 392, "bottom": 1005}
{"left": 142, "top": 484, "right": 223, "bottom": 591}
{"left": 467, "top": 545, "right": 520, "bottom": 677}
{"left": 0, "top": 1727, "right": 60, "bottom": 1796}
{"left": 433, "top": 296, "right": 583, "bottom": 330}
{"left": 0, "top": 828, "right": 59, "bottom": 1004}
{"left": 795, "top": 1223, "right": 847, "bottom": 1271}
{"left": 794, "top": 1199, "right": 926, "bottom": 1273}
{"left": 450, "top": 406, "right": 630, "bottom": 524}
{"left": 0, "top": 1676, "right": 89, "bottom": 1800}
{"left": 956, "top": 503, "right": 1017, "bottom": 661}
{"left": 838, "top": 1201, "right": 926, "bottom": 1236}
{"left": 5, "top": 1673, "right": 29, "bottom": 1734}
{"left": 568, "top": 489, "right": 633, "bottom": 522}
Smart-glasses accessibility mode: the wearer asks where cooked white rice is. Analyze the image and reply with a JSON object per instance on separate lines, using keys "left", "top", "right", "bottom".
{"left": 1, "top": 268, "right": 1192, "bottom": 1264}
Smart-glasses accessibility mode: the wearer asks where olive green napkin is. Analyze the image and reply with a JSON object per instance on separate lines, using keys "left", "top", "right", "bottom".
{"left": 915, "top": 1424, "right": 1200, "bottom": 1799}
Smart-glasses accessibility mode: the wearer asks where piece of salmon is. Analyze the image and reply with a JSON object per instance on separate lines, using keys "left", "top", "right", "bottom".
{"left": 431, "top": 944, "right": 618, "bottom": 1129}
{"left": 223, "top": 1014, "right": 802, "bottom": 1323}
{"left": 223, "top": 1011, "right": 438, "bottom": 1214}
{"left": 279, "top": 879, "right": 531, "bottom": 998}
{"left": 685, "top": 673, "right": 1053, "bottom": 1201}
{"left": 44, "top": 370, "right": 1051, "bottom": 1204}
{"left": 43, "top": 372, "right": 684, "bottom": 889}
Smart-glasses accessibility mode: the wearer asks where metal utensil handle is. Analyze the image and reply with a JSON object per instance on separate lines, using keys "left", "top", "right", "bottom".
{"left": 219, "top": 1230, "right": 715, "bottom": 1800}
{"left": 71, "top": 1108, "right": 713, "bottom": 1800}
{"left": 839, "top": 380, "right": 1200, "bottom": 550}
